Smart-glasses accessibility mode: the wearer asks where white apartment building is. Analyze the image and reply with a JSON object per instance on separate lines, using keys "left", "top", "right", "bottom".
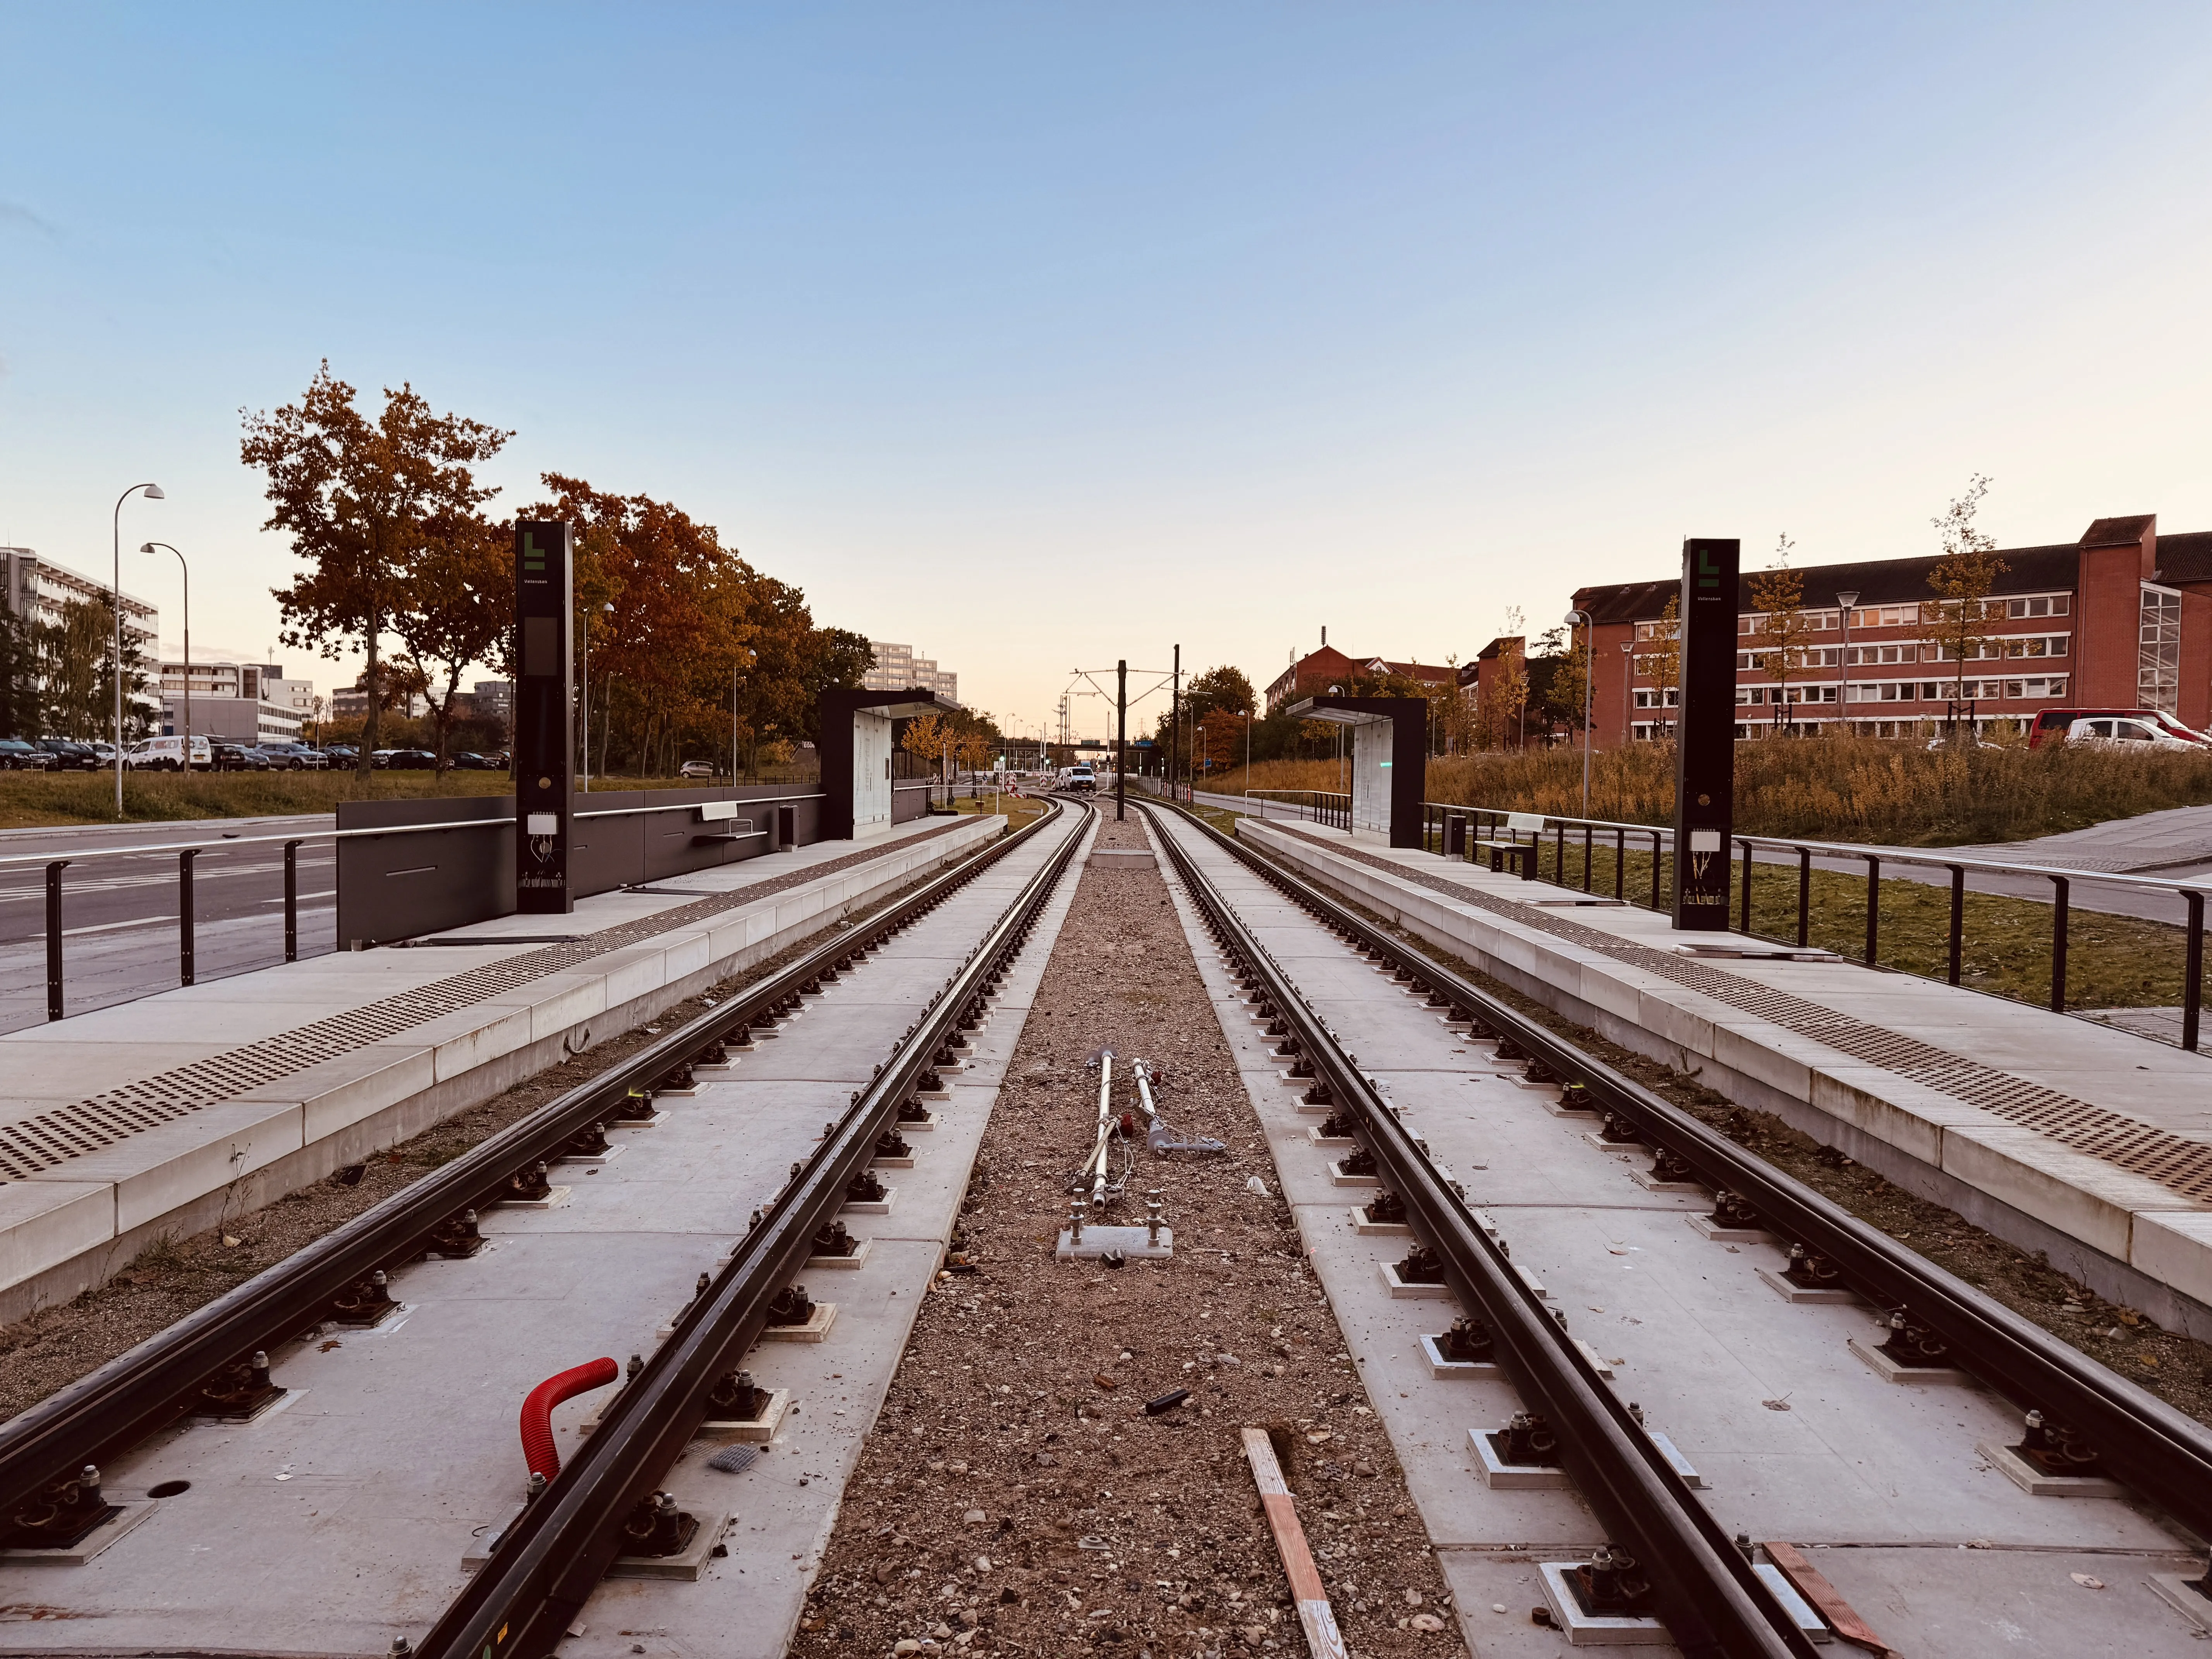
{"left": 862, "top": 641, "right": 958, "bottom": 706}
{"left": 0, "top": 548, "right": 159, "bottom": 649}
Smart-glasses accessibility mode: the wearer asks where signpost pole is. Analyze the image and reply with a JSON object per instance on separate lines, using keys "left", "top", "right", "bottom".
{"left": 1672, "top": 537, "right": 1740, "bottom": 931}
{"left": 1116, "top": 659, "right": 1127, "bottom": 821}
{"left": 514, "top": 521, "right": 575, "bottom": 915}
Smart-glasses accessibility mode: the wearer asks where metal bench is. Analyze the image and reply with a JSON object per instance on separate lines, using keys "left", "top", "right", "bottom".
{"left": 1468, "top": 811, "right": 1545, "bottom": 879}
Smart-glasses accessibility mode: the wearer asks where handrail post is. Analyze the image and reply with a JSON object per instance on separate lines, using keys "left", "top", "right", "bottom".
{"left": 1553, "top": 819, "right": 1564, "bottom": 886}
{"left": 1796, "top": 848, "right": 1811, "bottom": 948}
{"left": 1650, "top": 830, "right": 1662, "bottom": 909}
{"left": 2050, "top": 875, "right": 2069, "bottom": 1013}
{"left": 2185, "top": 891, "right": 2204, "bottom": 1053}
{"left": 1863, "top": 855, "right": 1880, "bottom": 965}
{"left": 179, "top": 848, "right": 198, "bottom": 987}
{"left": 284, "top": 840, "right": 301, "bottom": 963}
{"left": 1582, "top": 823, "right": 1592, "bottom": 892}
{"left": 1737, "top": 838, "right": 1753, "bottom": 934}
{"left": 45, "top": 860, "right": 66, "bottom": 1022}
{"left": 1613, "top": 828, "right": 1624, "bottom": 900}
{"left": 1947, "top": 865, "right": 1965, "bottom": 986}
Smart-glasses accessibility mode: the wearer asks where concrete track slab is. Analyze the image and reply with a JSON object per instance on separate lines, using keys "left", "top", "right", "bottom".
{"left": 1146, "top": 805, "right": 2203, "bottom": 1659}
{"left": 1242, "top": 817, "right": 2212, "bottom": 1345}
{"left": 0, "top": 816, "right": 999, "bottom": 1320}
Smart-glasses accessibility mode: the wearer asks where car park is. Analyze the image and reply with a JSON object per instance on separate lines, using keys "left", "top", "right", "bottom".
{"left": 0, "top": 738, "right": 53, "bottom": 770}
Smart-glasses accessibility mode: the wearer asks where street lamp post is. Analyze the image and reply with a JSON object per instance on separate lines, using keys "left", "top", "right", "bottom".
{"left": 112, "top": 483, "right": 164, "bottom": 814}
{"left": 1565, "top": 609, "right": 1595, "bottom": 816}
{"left": 1835, "top": 589, "right": 1860, "bottom": 737}
{"left": 140, "top": 543, "right": 190, "bottom": 764}
{"left": 580, "top": 601, "right": 613, "bottom": 792}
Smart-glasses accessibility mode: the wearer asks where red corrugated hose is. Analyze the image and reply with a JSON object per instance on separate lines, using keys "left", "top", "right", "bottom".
{"left": 519, "top": 1357, "right": 619, "bottom": 1481}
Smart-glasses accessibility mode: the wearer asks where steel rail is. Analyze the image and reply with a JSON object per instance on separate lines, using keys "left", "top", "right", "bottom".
{"left": 0, "top": 800, "right": 1067, "bottom": 1525}
{"left": 1165, "top": 802, "right": 2212, "bottom": 1556}
{"left": 1137, "top": 801, "right": 1810, "bottom": 1659}
{"left": 412, "top": 800, "right": 1092, "bottom": 1658}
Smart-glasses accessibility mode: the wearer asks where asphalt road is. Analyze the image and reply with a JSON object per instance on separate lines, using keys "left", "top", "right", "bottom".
{"left": 0, "top": 814, "right": 339, "bottom": 1033}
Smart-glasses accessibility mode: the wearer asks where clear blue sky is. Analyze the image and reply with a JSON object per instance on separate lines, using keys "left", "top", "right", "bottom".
{"left": 5, "top": 3, "right": 2211, "bottom": 741}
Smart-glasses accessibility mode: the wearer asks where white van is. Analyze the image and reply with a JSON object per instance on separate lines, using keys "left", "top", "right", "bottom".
{"left": 126, "top": 735, "right": 213, "bottom": 771}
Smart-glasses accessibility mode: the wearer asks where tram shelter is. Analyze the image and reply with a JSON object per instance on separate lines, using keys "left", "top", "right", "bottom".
{"left": 818, "top": 687, "right": 965, "bottom": 840}
{"left": 1284, "top": 695, "right": 1428, "bottom": 849}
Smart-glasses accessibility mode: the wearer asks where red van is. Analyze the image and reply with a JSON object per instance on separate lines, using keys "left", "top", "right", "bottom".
{"left": 2027, "top": 707, "right": 2211, "bottom": 748}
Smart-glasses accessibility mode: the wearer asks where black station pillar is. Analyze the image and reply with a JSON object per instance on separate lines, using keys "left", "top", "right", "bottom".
{"left": 514, "top": 520, "right": 575, "bottom": 914}
{"left": 1672, "top": 536, "right": 1739, "bottom": 931}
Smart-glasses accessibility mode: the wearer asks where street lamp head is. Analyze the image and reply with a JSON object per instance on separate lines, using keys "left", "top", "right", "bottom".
{"left": 141, "top": 484, "right": 165, "bottom": 500}
{"left": 1836, "top": 589, "right": 1860, "bottom": 611}
{"left": 140, "top": 542, "right": 155, "bottom": 555}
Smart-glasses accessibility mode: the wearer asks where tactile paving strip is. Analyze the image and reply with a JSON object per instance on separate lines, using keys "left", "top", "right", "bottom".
{"left": 0, "top": 821, "right": 971, "bottom": 1183}
{"left": 1281, "top": 836, "right": 2212, "bottom": 1204}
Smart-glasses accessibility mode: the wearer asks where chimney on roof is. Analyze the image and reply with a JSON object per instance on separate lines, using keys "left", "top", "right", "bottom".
{"left": 1321, "top": 626, "right": 1327, "bottom": 648}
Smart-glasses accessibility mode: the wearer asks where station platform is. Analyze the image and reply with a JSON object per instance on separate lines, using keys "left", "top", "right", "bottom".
{"left": 1239, "top": 816, "right": 2212, "bottom": 1341}
{"left": 0, "top": 814, "right": 1001, "bottom": 1325}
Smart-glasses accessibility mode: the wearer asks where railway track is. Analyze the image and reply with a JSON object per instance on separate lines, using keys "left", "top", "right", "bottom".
{"left": 1138, "top": 796, "right": 2212, "bottom": 1655}
{"left": 0, "top": 799, "right": 1089, "bottom": 1657}
{"left": 7, "top": 790, "right": 2209, "bottom": 1657}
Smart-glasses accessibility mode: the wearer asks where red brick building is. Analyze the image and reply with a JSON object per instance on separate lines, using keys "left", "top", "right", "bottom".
{"left": 1569, "top": 515, "right": 2212, "bottom": 747}
{"left": 1264, "top": 646, "right": 1456, "bottom": 714}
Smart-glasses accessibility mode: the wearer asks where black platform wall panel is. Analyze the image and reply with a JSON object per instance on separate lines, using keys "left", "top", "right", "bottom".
{"left": 336, "top": 785, "right": 826, "bottom": 945}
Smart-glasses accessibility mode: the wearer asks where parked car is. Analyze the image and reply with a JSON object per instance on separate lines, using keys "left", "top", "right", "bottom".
{"left": 207, "top": 742, "right": 270, "bottom": 771}
{"left": 382, "top": 749, "right": 438, "bottom": 770}
{"left": 322, "top": 744, "right": 358, "bottom": 764}
{"left": 448, "top": 750, "right": 494, "bottom": 770}
{"left": 2028, "top": 706, "right": 2210, "bottom": 748}
{"left": 2063, "top": 715, "right": 2200, "bottom": 750}
{"left": 125, "top": 735, "right": 211, "bottom": 771}
{"left": 678, "top": 759, "right": 717, "bottom": 779}
{"left": 34, "top": 738, "right": 100, "bottom": 770}
{"left": 256, "top": 742, "right": 328, "bottom": 770}
{"left": 0, "top": 738, "right": 53, "bottom": 771}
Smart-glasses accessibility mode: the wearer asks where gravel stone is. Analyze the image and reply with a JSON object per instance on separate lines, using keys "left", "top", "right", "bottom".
{"left": 793, "top": 812, "right": 1455, "bottom": 1657}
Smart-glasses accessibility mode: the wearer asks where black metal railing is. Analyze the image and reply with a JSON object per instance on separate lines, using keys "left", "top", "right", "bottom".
{"left": 1238, "top": 787, "right": 1352, "bottom": 830}
{"left": 1404, "top": 801, "right": 2210, "bottom": 1051}
{"left": 7, "top": 791, "right": 827, "bottom": 1024}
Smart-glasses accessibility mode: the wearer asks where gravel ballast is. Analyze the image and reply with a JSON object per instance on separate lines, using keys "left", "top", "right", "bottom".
{"left": 795, "top": 811, "right": 1458, "bottom": 1658}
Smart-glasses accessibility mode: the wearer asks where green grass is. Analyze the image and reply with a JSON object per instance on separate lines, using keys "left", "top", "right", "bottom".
{"left": 0, "top": 768, "right": 817, "bottom": 829}
{"left": 1506, "top": 835, "right": 2192, "bottom": 1014}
